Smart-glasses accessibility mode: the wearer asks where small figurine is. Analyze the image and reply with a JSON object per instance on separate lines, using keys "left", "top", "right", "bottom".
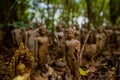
{"left": 74, "top": 23, "right": 81, "bottom": 41}
{"left": 96, "top": 26, "right": 106, "bottom": 54}
{"left": 65, "top": 28, "right": 80, "bottom": 80}
{"left": 54, "top": 23, "right": 66, "bottom": 60}
{"left": 34, "top": 27, "right": 49, "bottom": 74}
{"left": 25, "top": 26, "right": 37, "bottom": 55}
{"left": 11, "top": 22, "right": 22, "bottom": 47}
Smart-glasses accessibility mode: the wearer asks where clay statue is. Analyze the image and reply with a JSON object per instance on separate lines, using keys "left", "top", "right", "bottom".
{"left": 105, "top": 29, "right": 113, "bottom": 46}
{"left": 84, "top": 44, "right": 97, "bottom": 62}
{"left": 54, "top": 23, "right": 66, "bottom": 60}
{"left": 34, "top": 27, "right": 49, "bottom": 74}
{"left": 65, "top": 28, "right": 80, "bottom": 80}
{"left": 96, "top": 26, "right": 106, "bottom": 54}
{"left": 11, "top": 23, "right": 22, "bottom": 47}
{"left": 74, "top": 24, "right": 81, "bottom": 41}
{"left": 25, "top": 26, "right": 37, "bottom": 55}
{"left": 68, "top": 23, "right": 73, "bottom": 29}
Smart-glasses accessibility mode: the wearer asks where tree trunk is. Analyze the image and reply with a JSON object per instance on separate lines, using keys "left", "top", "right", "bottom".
{"left": 110, "top": 0, "right": 120, "bottom": 24}
{"left": 85, "top": 0, "right": 92, "bottom": 29}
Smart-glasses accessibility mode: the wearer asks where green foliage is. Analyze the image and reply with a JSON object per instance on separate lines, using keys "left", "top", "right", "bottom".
{"left": 7, "top": 21, "right": 32, "bottom": 28}
{"left": 1, "top": 0, "right": 120, "bottom": 28}
{"left": 116, "top": 17, "right": 120, "bottom": 24}
{"left": 0, "top": 23, "right": 3, "bottom": 28}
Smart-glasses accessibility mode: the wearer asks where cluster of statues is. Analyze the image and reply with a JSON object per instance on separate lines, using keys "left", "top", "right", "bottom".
{"left": 8, "top": 21, "right": 120, "bottom": 80}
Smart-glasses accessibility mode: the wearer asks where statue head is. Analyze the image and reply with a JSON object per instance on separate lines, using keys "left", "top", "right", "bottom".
{"left": 66, "top": 28, "right": 75, "bottom": 40}
{"left": 28, "top": 26, "right": 33, "bottom": 30}
{"left": 39, "top": 27, "right": 47, "bottom": 36}
{"left": 97, "top": 26, "right": 104, "bottom": 33}
{"left": 56, "top": 23, "right": 63, "bottom": 32}
{"left": 68, "top": 23, "right": 73, "bottom": 29}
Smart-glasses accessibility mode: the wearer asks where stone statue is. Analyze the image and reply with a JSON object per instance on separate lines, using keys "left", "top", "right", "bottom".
{"left": 105, "top": 29, "right": 113, "bottom": 48}
{"left": 25, "top": 26, "right": 37, "bottom": 55}
{"left": 54, "top": 23, "right": 66, "bottom": 60}
{"left": 74, "top": 24, "right": 81, "bottom": 41}
{"left": 65, "top": 28, "right": 80, "bottom": 80}
{"left": 96, "top": 26, "right": 106, "bottom": 54}
{"left": 11, "top": 24, "right": 22, "bottom": 47}
{"left": 34, "top": 27, "right": 49, "bottom": 74}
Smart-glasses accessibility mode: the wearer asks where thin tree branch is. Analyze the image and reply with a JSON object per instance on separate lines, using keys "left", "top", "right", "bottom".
{"left": 80, "top": 30, "right": 91, "bottom": 66}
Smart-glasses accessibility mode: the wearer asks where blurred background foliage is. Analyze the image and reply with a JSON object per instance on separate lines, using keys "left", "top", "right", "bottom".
{"left": 0, "top": 0, "right": 120, "bottom": 29}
